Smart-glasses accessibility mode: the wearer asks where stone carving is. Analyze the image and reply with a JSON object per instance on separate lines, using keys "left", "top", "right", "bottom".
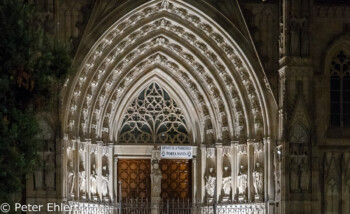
{"left": 161, "top": 0, "right": 169, "bottom": 9}
{"left": 119, "top": 82, "right": 189, "bottom": 144}
{"left": 237, "top": 165, "right": 247, "bottom": 201}
{"left": 151, "top": 160, "right": 162, "bottom": 198}
{"left": 66, "top": 1, "right": 263, "bottom": 140}
{"left": 222, "top": 166, "right": 231, "bottom": 200}
{"left": 67, "top": 160, "right": 75, "bottom": 196}
{"left": 90, "top": 164, "right": 98, "bottom": 198}
{"left": 300, "top": 158, "right": 310, "bottom": 192}
{"left": 253, "top": 162, "right": 264, "bottom": 200}
{"left": 101, "top": 165, "right": 109, "bottom": 199}
{"left": 206, "top": 147, "right": 215, "bottom": 158}
{"left": 205, "top": 167, "right": 216, "bottom": 202}
{"left": 79, "top": 161, "right": 86, "bottom": 197}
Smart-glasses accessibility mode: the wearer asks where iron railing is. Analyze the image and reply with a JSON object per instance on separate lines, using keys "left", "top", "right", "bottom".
{"left": 67, "top": 199, "right": 265, "bottom": 214}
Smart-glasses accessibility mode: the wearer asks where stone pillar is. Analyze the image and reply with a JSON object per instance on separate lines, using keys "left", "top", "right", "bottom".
{"left": 192, "top": 156, "right": 197, "bottom": 203}
{"left": 247, "top": 140, "right": 254, "bottom": 202}
{"left": 62, "top": 135, "right": 68, "bottom": 199}
{"left": 216, "top": 143, "right": 222, "bottom": 202}
{"left": 200, "top": 144, "right": 207, "bottom": 203}
{"left": 114, "top": 157, "right": 118, "bottom": 202}
{"left": 232, "top": 142, "right": 238, "bottom": 202}
{"left": 151, "top": 148, "right": 161, "bottom": 214}
{"left": 97, "top": 141, "right": 103, "bottom": 201}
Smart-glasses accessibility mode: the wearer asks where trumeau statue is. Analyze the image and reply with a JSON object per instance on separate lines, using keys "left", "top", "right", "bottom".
{"left": 222, "top": 166, "right": 232, "bottom": 196}
{"left": 67, "top": 160, "right": 75, "bottom": 196}
{"left": 205, "top": 167, "right": 216, "bottom": 199}
{"left": 90, "top": 164, "right": 98, "bottom": 197}
{"left": 238, "top": 165, "right": 247, "bottom": 198}
{"left": 101, "top": 165, "right": 109, "bottom": 198}
{"left": 151, "top": 160, "right": 162, "bottom": 198}
{"left": 253, "top": 162, "right": 264, "bottom": 198}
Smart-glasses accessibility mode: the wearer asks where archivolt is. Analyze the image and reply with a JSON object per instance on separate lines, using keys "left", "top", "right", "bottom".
{"left": 63, "top": 0, "right": 272, "bottom": 143}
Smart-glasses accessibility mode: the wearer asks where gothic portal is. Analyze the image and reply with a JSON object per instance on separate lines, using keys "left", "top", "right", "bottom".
{"left": 26, "top": 0, "right": 350, "bottom": 213}
{"left": 59, "top": 0, "right": 276, "bottom": 213}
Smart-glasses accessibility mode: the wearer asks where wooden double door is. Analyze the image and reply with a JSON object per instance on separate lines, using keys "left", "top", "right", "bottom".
{"left": 117, "top": 159, "right": 192, "bottom": 201}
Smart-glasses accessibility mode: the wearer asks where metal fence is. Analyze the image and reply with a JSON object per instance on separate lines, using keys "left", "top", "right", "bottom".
{"left": 67, "top": 200, "right": 265, "bottom": 214}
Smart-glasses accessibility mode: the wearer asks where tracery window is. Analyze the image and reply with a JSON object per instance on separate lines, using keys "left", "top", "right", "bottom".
{"left": 118, "top": 82, "right": 189, "bottom": 144}
{"left": 330, "top": 50, "right": 350, "bottom": 127}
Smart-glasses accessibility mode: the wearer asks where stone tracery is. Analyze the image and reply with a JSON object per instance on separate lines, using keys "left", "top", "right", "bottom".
{"left": 119, "top": 82, "right": 190, "bottom": 144}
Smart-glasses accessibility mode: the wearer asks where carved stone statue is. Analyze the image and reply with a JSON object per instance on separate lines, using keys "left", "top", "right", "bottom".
{"left": 101, "top": 165, "right": 109, "bottom": 198}
{"left": 79, "top": 161, "right": 86, "bottom": 197}
{"left": 253, "top": 162, "right": 264, "bottom": 199}
{"left": 290, "top": 158, "right": 300, "bottom": 192}
{"left": 161, "top": 0, "right": 169, "bottom": 9}
{"left": 222, "top": 166, "right": 231, "bottom": 196}
{"left": 151, "top": 160, "right": 162, "bottom": 198}
{"left": 300, "top": 158, "right": 310, "bottom": 192}
{"left": 205, "top": 167, "right": 216, "bottom": 201}
{"left": 67, "top": 160, "right": 75, "bottom": 196}
{"left": 237, "top": 165, "right": 247, "bottom": 201}
{"left": 90, "top": 164, "right": 98, "bottom": 198}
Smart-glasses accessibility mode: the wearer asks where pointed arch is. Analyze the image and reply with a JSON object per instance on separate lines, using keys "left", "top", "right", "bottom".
{"left": 62, "top": 0, "right": 277, "bottom": 144}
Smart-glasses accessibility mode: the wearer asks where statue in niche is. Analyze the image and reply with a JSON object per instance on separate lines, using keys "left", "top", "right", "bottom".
{"left": 237, "top": 165, "right": 247, "bottom": 199}
{"left": 90, "top": 164, "right": 98, "bottom": 198}
{"left": 44, "top": 149, "right": 55, "bottom": 190}
{"left": 205, "top": 167, "right": 216, "bottom": 199}
{"left": 79, "top": 161, "right": 87, "bottom": 196}
{"left": 253, "top": 162, "right": 264, "bottom": 198}
{"left": 151, "top": 160, "right": 162, "bottom": 198}
{"left": 101, "top": 165, "right": 109, "bottom": 198}
{"left": 222, "top": 166, "right": 231, "bottom": 197}
{"left": 67, "top": 160, "right": 75, "bottom": 196}
{"left": 300, "top": 158, "right": 310, "bottom": 192}
{"left": 290, "top": 158, "right": 300, "bottom": 192}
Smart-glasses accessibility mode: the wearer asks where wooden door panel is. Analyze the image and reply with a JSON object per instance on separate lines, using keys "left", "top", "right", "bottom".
{"left": 117, "top": 159, "right": 151, "bottom": 200}
{"left": 160, "top": 159, "right": 191, "bottom": 201}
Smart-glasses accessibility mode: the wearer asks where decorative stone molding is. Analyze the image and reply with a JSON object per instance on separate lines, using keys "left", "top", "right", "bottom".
{"left": 63, "top": 0, "right": 271, "bottom": 143}
{"left": 238, "top": 144, "right": 247, "bottom": 155}
{"left": 206, "top": 147, "right": 216, "bottom": 158}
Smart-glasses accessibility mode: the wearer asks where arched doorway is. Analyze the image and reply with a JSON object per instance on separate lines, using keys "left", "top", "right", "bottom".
{"left": 61, "top": 0, "right": 277, "bottom": 213}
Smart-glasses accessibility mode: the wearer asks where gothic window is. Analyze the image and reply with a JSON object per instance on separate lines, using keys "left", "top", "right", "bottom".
{"left": 330, "top": 51, "right": 350, "bottom": 127}
{"left": 118, "top": 82, "right": 189, "bottom": 144}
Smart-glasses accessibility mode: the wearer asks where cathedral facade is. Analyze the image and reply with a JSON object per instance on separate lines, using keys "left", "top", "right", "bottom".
{"left": 26, "top": 0, "right": 350, "bottom": 213}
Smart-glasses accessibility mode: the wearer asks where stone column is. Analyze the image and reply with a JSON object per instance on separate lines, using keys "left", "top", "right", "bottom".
{"left": 200, "top": 144, "right": 207, "bottom": 203}
{"left": 216, "top": 143, "right": 222, "bottom": 202}
{"left": 192, "top": 156, "right": 197, "bottom": 203}
{"left": 247, "top": 140, "right": 254, "bottom": 202}
{"left": 114, "top": 157, "right": 118, "bottom": 202}
{"left": 62, "top": 135, "right": 68, "bottom": 199}
{"left": 151, "top": 148, "right": 161, "bottom": 214}
{"left": 232, "top": 142, "right": 238, "bottom": 202}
